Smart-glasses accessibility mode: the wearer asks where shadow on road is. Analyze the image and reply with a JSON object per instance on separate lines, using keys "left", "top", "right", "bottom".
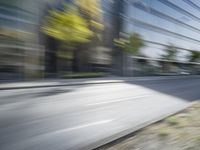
{"left": 125, "top": 77, "right": 200, "bottom": 102}
{"left": 33, "top": 89, "right": 74, "bottom": 98}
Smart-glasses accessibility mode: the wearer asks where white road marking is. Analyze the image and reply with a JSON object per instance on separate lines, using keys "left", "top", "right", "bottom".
{"left": 29, "top": 119, "right": 114, "bottom": 140}
{"left": 55, "top": 119, "right": 114, "bottom": 133}
{"left": 13, "top": 119, "right": 115, "bottom": 147}
{"left": 87, "top": 95, "right": 150, "bottom": 106}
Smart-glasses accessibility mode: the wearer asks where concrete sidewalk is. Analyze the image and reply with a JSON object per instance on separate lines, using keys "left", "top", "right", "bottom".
{"left": 0, "top": 75, "right": 200, "bottom": 90}
{"left": 0, "top": 77, "right": 199, "bottom": 150}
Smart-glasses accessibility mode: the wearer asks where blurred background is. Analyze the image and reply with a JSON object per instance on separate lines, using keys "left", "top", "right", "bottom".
{"left": 1, "top": 1, "right": 200, "bottom": 150}
{"left": 1, "top": 0, "right": 200, "bottom": 81}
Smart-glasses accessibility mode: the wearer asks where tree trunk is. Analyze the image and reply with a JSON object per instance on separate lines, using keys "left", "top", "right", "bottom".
{"left": 72, "top": 48, "right": 79, "bottom": 72}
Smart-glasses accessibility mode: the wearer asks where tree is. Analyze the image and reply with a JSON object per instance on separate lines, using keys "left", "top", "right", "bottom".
{"left": 42, "top": 3, "right": 94, "bottom": 72}
{"left": 188, "top": 51, "right": 200, "bottom": 62}
{"left": 162, "top": 44, "right": 177, "bottom": 60}
{"left": 124, "top": 33, "right": 144, "bottom": 55}
{"left": 42, "top": 1, "right": 104, "bottom": 72}
{"left": 114, "top": 33, "right": 144, "bottom": 76}
{"left": 76, "top": 0, "right": 104, "bottom": 31}
{"left": 74, "top": 0, "right": 104, "bottom": 72}
{"left": 42, "top": 6, "right": 93, "bottom": 46}
{"left": 114, "top": 33, "right": 144, "bottom": 55}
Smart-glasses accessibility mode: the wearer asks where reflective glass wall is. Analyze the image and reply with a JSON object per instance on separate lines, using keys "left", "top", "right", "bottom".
{"left": 119, "top": 0, "right": 200, "bottom": 75}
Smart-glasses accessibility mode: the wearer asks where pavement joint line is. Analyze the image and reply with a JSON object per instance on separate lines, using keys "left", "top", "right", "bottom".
{"left": 87, "top": 95, "right": 150, "bottom": 106}
{"left": 51, "top": 119, "right": 114, "bottom": 133}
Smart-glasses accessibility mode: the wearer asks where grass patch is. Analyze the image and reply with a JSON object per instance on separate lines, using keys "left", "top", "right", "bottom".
{"left": 158, "top": 129, "right": 169, "bottom": 137}
{"left": 165, "top": 116, "right": 180, "bottom": 126}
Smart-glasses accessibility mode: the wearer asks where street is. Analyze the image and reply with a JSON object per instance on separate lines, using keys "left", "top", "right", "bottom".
{"left": 0, "top": 77, "right": 200, "bottom": 150}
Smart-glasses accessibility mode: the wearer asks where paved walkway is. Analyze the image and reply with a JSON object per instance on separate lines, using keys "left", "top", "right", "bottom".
{"left": 0, "top": 77, "right": 199, "bottom": 150}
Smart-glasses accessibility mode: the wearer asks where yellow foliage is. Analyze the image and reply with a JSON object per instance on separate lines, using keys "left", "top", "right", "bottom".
{"left": 90, "top": 20, "right": 104, "bottom": 30}
{"left": 76, "top": 0, "right": 102, "bottom": 19}
{"left": 42, "top": 6, "right": 93, "bottom": 44}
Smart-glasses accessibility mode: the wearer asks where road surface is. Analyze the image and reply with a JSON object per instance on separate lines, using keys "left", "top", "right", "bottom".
{"left": 0, "top": 77, "right": 200, "bottom": 150}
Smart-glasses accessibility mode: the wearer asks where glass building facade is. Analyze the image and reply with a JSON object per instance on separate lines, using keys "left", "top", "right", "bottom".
{"left": 122, "top": 0, "right": 200, "bottom": 59}
{"left": 1, "top": 0, "right": 200, "bottom": 80}
{"left": 118, "top": 0, "right": 200, "bottom": 75}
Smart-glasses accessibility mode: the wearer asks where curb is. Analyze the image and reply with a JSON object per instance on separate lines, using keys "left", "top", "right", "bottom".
{"left": 0, "top": 75, "right": 199, "bottom": 90}
{"left": 0, "top": 80, "right": 124, "bottom": 90}
{"left": 85, "top": 102, "right": 196, "bottom": 150}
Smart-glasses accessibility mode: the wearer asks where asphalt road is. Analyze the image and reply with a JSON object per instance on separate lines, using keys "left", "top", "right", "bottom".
{"left": 0, "top": 77, "right": 200, "bottom": 150}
